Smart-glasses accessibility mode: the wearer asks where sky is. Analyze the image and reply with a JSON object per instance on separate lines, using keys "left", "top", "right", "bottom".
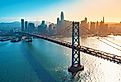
{"left": 0, "top": 0, "right": 121, "bottom": 23}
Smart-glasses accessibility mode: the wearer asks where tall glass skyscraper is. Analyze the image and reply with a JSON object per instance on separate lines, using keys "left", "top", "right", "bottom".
{"left": 25, "top": 21, "right": 28, "bottom": 31}
{"left": 21, "top": 19, "right": 24, "bottom": 31}
{"left": 60, "top": 11, "right": 64, "bottom": 22}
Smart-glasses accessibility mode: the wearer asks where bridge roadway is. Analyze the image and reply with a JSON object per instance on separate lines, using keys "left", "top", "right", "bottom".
{"left": 18, "top": 32, "right": 121, "bottom": 64}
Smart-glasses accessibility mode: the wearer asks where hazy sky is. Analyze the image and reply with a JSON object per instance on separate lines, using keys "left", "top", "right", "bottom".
{"left": 0, "top": 0, "right": 121, "bottom": 23}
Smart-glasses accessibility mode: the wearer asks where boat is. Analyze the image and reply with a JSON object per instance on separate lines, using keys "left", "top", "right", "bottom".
{"left": 24, "top": 38, "right": 32, "bottom": 42}
{"left": 10, "top": 38, "right": 21, "bottom": 42}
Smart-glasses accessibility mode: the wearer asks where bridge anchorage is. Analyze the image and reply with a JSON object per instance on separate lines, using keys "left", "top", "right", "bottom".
{"left": 68, "top": 22, "right": 84, "bottom": 76}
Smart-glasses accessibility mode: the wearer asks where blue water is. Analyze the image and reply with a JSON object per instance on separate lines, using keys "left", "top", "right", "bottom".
{"left": 1, "top": 37, "right": 121, "bottom": 82}
{"left": 0, "top": 39, "right": 71, "bottom": 82}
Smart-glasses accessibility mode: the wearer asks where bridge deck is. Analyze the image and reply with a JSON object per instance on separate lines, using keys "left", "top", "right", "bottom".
{"left": 18, "top": 32, "right": 121, "bottom": 64}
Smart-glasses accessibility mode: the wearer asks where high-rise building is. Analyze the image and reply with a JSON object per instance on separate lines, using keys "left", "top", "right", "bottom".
{"left": 57, "top": 17, "right": 60, "bottom": 25}
{"left": 103, "top": 17, "right": 104, "bottom": 23}
{"left": 38, "top": 20, "right": 47, "bottom": 34}
{"left": 28, "top": 23, "right": 35, "bottom": 33}
{"left": 90, "top": 22, "right": 96, "bottom": 33}
{"left": 80, "top": 18, "right": 89, "bottom": 36}
{"left": 25, "top": 21, "right": 28, "bottom": 31}
{"left": 85, "top": 17, "right": 87, "bottom": 23}
{"left": 60, "top": 11, "right": 64, "bottom": 22}
{"left": 41, "top": 20, "right": 45, "bottom": 25}
{"left": 21, "top": 19, "right": 24, "bottom": 31}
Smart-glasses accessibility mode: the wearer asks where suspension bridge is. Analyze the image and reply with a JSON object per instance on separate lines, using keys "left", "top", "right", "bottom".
{"left": 15, "top": 21, "right": 121, "bottom": 76}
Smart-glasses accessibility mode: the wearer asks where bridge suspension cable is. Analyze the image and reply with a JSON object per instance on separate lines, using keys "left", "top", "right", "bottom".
{"left": 19, "top": 26, "right": 121, "bottom": 64}
{"left": 57, "top": 24, "right": 72, "bottom": 35}
{"left": 102, "top": 37, "right": 121, "bottom": 48}
{"left": 97, "top": 38, "right": 121, "bottom": 51}
{"left": 53, "top": 23, "right": 121, "bottom": 52}
{"left": 81, "top": 27, "right": 121, "bottom": 52}
{"left": 50, "top": 24, "right": 73, "bottom": 42}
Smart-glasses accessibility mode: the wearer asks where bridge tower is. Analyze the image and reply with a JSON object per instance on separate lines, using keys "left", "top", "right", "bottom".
{"left": 68, "top": 22, "right": 84, "bottom": 76}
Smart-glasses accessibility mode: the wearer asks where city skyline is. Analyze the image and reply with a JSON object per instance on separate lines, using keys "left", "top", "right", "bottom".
{"left": 0, "top": 0, "right": 121, "bottom": 23}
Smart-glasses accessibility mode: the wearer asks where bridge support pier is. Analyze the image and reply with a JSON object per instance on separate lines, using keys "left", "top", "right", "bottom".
{"left": 68, "top": 22, "right": 84, "bottom": 76}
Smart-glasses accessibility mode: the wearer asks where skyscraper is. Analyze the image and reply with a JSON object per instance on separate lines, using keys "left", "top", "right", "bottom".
{"left": 103, "top": 17, "right": 104, "bottom": 23}
{"left": 25, "top": 21, "right": 28, "bottom": 31}
{"left": 60, "top": 11, "right": 64, "bottom": 22}
{"left": 28, "top": 23, "right": 35, "bottom": 33}
{"left": 57, "top": 17, "right": 60, "bottom": 25}
{"left": 85, "top": 17, "right": 87, "bottom": 23}
{"left": 41, "top": 20, "right": 45, "bottom": 25}
{"left": 21, "top": 19, "right": 24, "bottom": 31}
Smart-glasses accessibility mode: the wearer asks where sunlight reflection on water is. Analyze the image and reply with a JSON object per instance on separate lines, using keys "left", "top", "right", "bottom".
{"left": 63, "top": 36, "right": 121, "bottom": 82}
